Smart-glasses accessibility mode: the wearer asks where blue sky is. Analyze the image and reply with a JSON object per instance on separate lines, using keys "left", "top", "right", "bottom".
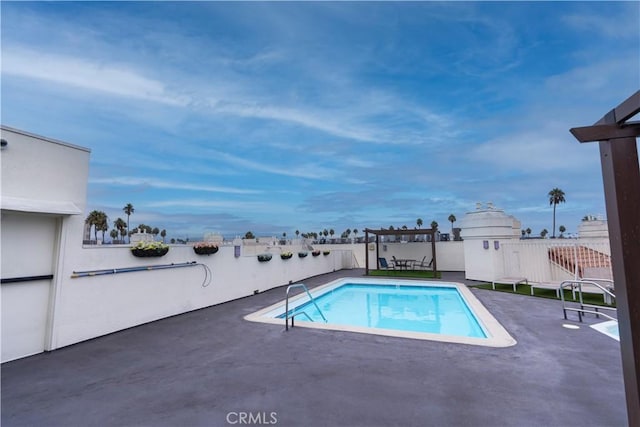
{"left": 2, "top": 1, "right": 638, "bottom": 240}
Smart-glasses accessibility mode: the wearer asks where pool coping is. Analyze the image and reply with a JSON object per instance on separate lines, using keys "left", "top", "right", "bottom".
{"left": 244, "top": 277, "right": 517, "bottom": 348}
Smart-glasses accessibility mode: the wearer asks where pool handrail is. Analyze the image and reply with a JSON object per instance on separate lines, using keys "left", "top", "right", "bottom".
{"left": 560, "top": 279, "right": 617, "bottom": 322}
{"left": 285, "top": 283, "right": 328, "bottom": 330}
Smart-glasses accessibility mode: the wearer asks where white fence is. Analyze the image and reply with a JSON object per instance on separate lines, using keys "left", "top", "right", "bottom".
{"left": 501, "top": 239, "right": 612, "bottom": 283}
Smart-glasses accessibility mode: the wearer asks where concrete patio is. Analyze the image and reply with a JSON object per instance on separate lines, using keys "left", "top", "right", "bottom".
{"left": 1, "top": 270, "right": 626, "bottom": 426}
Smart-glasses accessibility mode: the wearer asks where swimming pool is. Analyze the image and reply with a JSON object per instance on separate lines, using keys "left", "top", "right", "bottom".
{"left": 245, "top": 278, "right": 516, "bottom": 347}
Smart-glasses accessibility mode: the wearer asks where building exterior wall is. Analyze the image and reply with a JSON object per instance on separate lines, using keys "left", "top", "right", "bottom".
{"left": 1, "top": 126, "right": 90, "bottom": 207}
{"left": 459, "top": 203, "right": 521, "bottom": 282}
{"left": 1, "top": 126, "right": 90, "bottom": 362}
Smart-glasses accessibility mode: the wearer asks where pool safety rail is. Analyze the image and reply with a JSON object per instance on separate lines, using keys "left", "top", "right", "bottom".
{"left": 285, "top": 283, "right": 327, "bottom": 330}
{"left": 561, "top": 278, "right": 617, "bottom": 322}
{"left": 71, "top": 261, "right": 213, "bottom": 287}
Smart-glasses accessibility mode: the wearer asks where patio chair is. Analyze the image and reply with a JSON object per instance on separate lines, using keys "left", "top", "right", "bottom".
{"left": 413, "top": 256, "right": 433, "bottom": 270}
{"left": 378, "top": 257, "right": 395, "bottom": 270}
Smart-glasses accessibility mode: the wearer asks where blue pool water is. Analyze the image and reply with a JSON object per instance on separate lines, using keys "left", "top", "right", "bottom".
{"left": 279, "top": 283, "right": 487, "bottom": 338}
{"left": 591, "top": 320, "right": 620, "bottom": 341}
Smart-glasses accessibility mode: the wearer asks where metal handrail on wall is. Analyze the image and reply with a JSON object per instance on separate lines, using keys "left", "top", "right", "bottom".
{"left": 1, "top": 274, "right": 54, "bottom": 284}
{"left": 285, "top": 283, "right": 327, "bottom": 330}
{"left": 561, "top": 279, "right": 617, "bottom": 322}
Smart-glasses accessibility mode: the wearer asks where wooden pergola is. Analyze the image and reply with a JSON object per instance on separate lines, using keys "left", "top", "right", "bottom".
{"left": 364, "top": 227, "right": 437, "bottom": 275}
{"left": 570, "top": 90, "right": 640, "bottom": 426}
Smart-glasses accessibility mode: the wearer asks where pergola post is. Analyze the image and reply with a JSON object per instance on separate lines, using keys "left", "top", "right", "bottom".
{"left": 431, "top": 226, "right": 437, "bottom": 274}
{"left": 570, "top": 91, "right": 640, "bottom": 426}
{"left": 364, "top": 229, "right": 369, "bottom": 275}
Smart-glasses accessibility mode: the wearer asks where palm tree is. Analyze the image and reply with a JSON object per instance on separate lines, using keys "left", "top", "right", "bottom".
{"left": 559, "top": 225, "right": 566, "bottom": 238}
{"left": 160, "top": 229, "right": 167, "bottom": 243}
{"left": 353, "top": 229, "right": 358, "bottom": 241}
{"left": 110, "top": 229, "right": 118, "bottom": 242}
{"left": 526, "top": 227, "right": 532, "bottom": 238}
{"left": 85, "top": 210, "right": 101, "bottom": 243}
{"left": 123, "top": 203, "right": 135, "bottom": 243}
{"left": 521, "top": 229, "right": 526, "bottom": 238}
{"left": 548, "top": 188, "right": 566, "bottom": 238}
{"left": 152, "top": 227, "right": 160, "bottom": 240}
{"left": 329, "top": 229, "right": 335, "bottom": 240}
{"left": 431, "top": 221, "right": 438, "bottom": 229}
{"left": 85, "top": 210, "right": 108, "bottom": 243}
{"left": 295, "top": 230, "right": 300, "bottom": 239}
{"left": 99, "top": 217, "right": 109, "bottom": 243}
{"left": 416, "top": 218, "right": 423, "bottom": 229}
{"left": 448, "top": 214, "right": 456, "bottom": 232}
{"left": 113, "top": 218, "right": 127, "bottom": 243}
{"left": 120, "top": 228, "right": 127, "bottom": 243}
{"left": 541, "top": 228, "right": 549, "bottom": 238}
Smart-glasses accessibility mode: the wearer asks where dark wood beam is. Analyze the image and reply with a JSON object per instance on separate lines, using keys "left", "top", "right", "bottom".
{"left": 595, "top": 90, "right": 640, "bottom": 125}
{"left": 570, "top": 123, "right": 640, "bottom": 143}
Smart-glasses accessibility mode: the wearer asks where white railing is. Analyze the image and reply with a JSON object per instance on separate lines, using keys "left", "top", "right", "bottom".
{"left": 501, "top": 239, "right": 612, "bottom": 284}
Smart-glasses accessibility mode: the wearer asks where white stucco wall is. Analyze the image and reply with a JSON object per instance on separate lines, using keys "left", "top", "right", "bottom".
{"left": 1, "top": 126, "right": 90, "bottom": 212}
{"left": 459, "top": 203, "right": 521, "bottom": 282}
{"left": 1, "top": 126, "right": 91, "bottom": 362}
{"left": 52, "top": 244, "right": 354, "bottom": 350}
{"left": 577, "top": 219, "right": 609, "bottom": 239}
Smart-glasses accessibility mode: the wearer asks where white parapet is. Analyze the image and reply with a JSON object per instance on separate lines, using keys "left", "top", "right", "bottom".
{"left": 459, "top": 202, "right": 521, "bottom": 240}
{"left": 577, "top": 219, "right": 608, "bottom": 239}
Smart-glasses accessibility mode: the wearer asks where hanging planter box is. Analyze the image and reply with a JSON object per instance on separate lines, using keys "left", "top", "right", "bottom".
{"left": 257, "top": 253, "right": 273, "bottom": 262}
{"left": 298, "top": 251, "right": 308, "bottom": 258}
{"left": 323, "top": 250, "right": 331, "bottom": 256}
{"left": 312, "top": 250, "right": 321, "bottom": 257}
{"left": 281, "top": 252, "right": 293, "bottom": 260}
{"left": 131, "top": 247, "right": 169, "bottom": 257}
{"left": 193, "top": 245, "right": 219, "bottom": 255}
{"left": 130, "top": 242, "right": 169, "bottom": 257}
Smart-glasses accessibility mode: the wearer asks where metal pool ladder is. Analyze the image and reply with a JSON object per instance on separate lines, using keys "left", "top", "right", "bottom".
{"left": 285, "top": 283, "right": 327, "bottom": 330}
{"left": 561, "top": 279, "right": 617, "bottom": 322}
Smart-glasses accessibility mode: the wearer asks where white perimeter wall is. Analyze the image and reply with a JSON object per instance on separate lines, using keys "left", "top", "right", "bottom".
{"left": 51, "top": 244, "right": 355, "bottom": 351}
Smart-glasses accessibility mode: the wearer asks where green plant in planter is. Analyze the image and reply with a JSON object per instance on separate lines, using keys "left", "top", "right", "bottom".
{"left": 298, "top": 251, "right": 308, "bottom": 258}
{"left": 257, "top": 253, "right": 273, "bottom": 262}
{"left": 323, "top": 250, "right": 331, "bottom": 255}
{"left": 193, "top": 242, "right": 219, "bottom": 255}
{"left": 281, "top": 251, "right": 293, "bottom": 260}
{"left": 131, "top": 241, "right": 169, "bottom": 257}
{"left": 312, "top": 250, "right": 321, "bottom": 256}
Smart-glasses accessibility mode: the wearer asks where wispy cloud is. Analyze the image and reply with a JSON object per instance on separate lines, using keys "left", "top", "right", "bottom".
{"left": 2, "top": 47, "right": 190, "bottom": 106}
{"left": 214, "top": 151, "right": 339, "bottom": 180}
{"left": 89, "top": 177, "right": 262, "bottom": 194}
{"left": 145, "top": 199, "right": 268, "bottom": 210}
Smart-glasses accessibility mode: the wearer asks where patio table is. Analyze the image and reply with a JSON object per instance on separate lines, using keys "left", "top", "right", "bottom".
{"left": 394, "top": 259, "right": 415, "bottom": 270}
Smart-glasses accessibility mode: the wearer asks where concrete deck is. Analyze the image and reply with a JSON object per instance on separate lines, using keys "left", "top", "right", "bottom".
{"left": 1, "top": 270, "right": 626, "bottom": 426}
